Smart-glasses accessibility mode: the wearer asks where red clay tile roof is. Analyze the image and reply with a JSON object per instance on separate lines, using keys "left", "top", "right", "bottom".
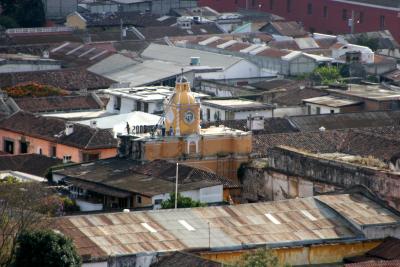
{"left": 253, "top": 126, "right": 400, "bottom": 161}
{"left": 0, "top": 154, "right": 62, "bottom": 176}
{"left": 261, "top": 21, "right": 308, "bottom": 38}
{"left": 0, "top": 111, "right": 117, "bottom": 149}
{"left": 14, "top": 95, "right": 104, "bottom": 113}
{"left": 0, "top": 68, "right": 115, "bottom": 91}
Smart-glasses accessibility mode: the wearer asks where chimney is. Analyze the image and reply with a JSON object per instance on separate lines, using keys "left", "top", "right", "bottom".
{"left": 319, "top": 126, "right": 326, "bottom": 132}
{"left": 65, "top": 122, "right": 74, "bottom": 136}
{"left": 90, "top": 120, "right": 97, "bottom": 128}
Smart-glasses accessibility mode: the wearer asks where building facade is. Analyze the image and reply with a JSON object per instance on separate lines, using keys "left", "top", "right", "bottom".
{"left": 198, "top": 0, "right": 400, "bottom": 42}
{"left": 119, "top": 77, "right": 252, "bottom": 180}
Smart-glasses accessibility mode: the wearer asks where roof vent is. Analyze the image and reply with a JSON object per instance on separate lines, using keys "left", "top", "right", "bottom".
{"left": 123, "top": 209, "right": 130, "bottom": 213}
{"left": 65, "top": 122, "right": 74, "bottom": 136}
{"left": 42, "top": 50, "right": 49, "bottom": 59}
{"left": 319, "top": 126, "right": 326, "bottom": 132}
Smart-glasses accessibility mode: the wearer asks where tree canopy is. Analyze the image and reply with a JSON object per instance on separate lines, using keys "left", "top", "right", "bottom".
{"left": 13, "top": 230, "right": 81, "bottom": 267}
{"left": 0, "top": 0, "right": 45, "bottom": 28}
{"left": 161, "top": 193, "right": 206, "bottom": 209}
{"left": 232, "top": 248, "right": 290, "bottom": 267}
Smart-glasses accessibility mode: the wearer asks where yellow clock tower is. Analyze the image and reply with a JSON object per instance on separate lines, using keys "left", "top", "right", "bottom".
{"left": 164, "top": 76, "right": 200, "bottom": 136}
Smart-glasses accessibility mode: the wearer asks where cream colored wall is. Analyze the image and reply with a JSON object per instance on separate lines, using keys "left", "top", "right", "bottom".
{"left": 66, "top": 13, "right": 87, "bottom": 30}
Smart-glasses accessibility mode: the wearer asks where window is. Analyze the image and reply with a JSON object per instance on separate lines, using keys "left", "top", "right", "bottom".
{"left": 287, "top": 0, "right": 292, "bottom": 13}
{"left": 342, "top": 9, "right": 347, "bottom": 20}
{"left": 136, "top": 195, "right": 142, "bottom": 204}
{"left": 380, "top": 15, "right": 385, "bottom": 29}
{"left": 269, "top": 0, "right": 274, "bottom": 10}
{"left": 82, "top": 153, "right": 100, "bottom": 162}
{"left": 4, "top": 140, "right": 14, "bottom": 154}
{"left": 307, "top": 3, "right": 312, "bottom": 15}
{"left": 144, "top": 102, "right": 149, "bottom": 112}
{"left": 206, "top": 108, "right": 210, "bottom": 121}
{"left": 323, "top": 6, "right": 328, "bottom": 18}
{"left": 115, "top": 97, "right": 121, "bottom": 110}
{"left": 38, "top": 148, "right": 42, "bottom": 155}
{"left": 51, "top": 146, "right": 57, "bottom": 157}
{"left": 154, "top": 199, "right": 162, "bottom": 205}
{"left": 63, "top": 155, "right": 72, "bottom": 163}
{"left": 136, "top": 101, "right": 142, "bottom": 111}
{"left": 19, "top": 141, "right": 28, "bottom": 154}
{"left": 330, "top": 110, "right": 335, "bottom": 114}
{"left": 316, "top": 107, "right": 321, "bottom": 115}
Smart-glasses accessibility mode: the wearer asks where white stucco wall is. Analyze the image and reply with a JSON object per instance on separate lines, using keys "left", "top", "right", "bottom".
{"left": 306, "top": 103, "right": 340, "bottom": 115}
{"left": 201, "top": 105, "right": 272, "bottom": 122}
{"left": 76, "top": 199, "right": 103, "bottom": 212}
{"left": 0, "top": 63, "right": 60, "bottom": 73}
{"left": 83, "top": 261, "right": 107, "bottom": 267}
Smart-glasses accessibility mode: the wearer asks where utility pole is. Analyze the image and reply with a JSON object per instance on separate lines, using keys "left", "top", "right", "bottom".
{"left": 175, "top": 163, "right": 179, "bottom": 209}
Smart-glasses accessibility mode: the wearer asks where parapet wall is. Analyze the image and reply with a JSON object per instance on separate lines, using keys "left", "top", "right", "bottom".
{"left": 267, "top": 146, "right": 400, "bottom": 210}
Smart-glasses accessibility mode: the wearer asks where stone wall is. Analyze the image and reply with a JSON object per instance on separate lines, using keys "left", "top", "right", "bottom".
{"left": 261, "top": 147, "right": 400, "bottom": 210}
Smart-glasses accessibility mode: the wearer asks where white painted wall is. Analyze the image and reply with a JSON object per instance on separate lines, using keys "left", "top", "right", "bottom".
{"left": 0, "top": 63, "right": 60, "bottom": 73}
{"left": 274, "top": 106, "right": 307, "bottom": 117}
{"left": 306, "top": 103, "right": 340, "bottom": 115}
{"left": 83, "top": 261, "right": 107, "bottom": 267}
{"left": 106, "top": 95, "right": 162, "bottom": 114}
{"left": 201, "top": 104, "right": 272, "bottom": 122}
{"left": 332, "top": 44, "right": 374, "bottom": 64}
{"left": 76, "top": 199, "right": 103, "bottom": 212}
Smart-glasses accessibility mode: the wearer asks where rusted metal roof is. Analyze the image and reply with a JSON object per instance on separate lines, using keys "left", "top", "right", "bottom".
{"left": 55, "top": 193, "right": 400, "bottom": 262}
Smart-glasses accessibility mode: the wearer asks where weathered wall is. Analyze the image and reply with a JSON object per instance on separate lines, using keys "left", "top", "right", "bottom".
{"left": 266, "top": 147, "right": 400, "bottom": 210}
{"left": 200, "top": 240, "right": 381, "bottom": 266}
{"left": 240, "top": 160, "right": 337, "bottom": 202}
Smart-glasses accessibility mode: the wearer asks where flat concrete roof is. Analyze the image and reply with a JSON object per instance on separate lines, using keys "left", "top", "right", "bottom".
{"left": 303, "top": 95, "right": 362, "bottom": 107}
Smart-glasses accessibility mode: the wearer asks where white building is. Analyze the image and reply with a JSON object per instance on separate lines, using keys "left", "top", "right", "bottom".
{"left": 0, "top": 53, "right": 61, "bottom": 73}
{"left": 332, "top": 43, "right": 374, "bottom": 64}
{"left": 77, "top": 111, "right": 161, "bottom": 137}
{"left": 141, "top": 43, "right": 274, "bottom": 80}
{"left": 201, "top": 99, "right": 273, "bottom": 122}
{"left": 101, "top": 86, "right": 208, "bottom": 115}
{"left": 303, "top": 96, "right": 362, "bottom": 115}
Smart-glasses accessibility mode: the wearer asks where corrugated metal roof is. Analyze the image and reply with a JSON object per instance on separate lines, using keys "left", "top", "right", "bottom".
{"left": 141, "top": 43, "right": 243, "bottom": 69}
{"left": 56, "top": 193, "right": 400, "bottom": 261}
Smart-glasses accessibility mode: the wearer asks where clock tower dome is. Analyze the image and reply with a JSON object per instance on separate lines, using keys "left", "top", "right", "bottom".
{"left": 164, "top": 76, "right": 200, "bottom": 136}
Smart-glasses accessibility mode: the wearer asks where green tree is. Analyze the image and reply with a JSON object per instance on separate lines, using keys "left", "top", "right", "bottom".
{"left": 232, "top": 248, "right": 290, "bottom": 267}
{"left": 0, "top": 16, "right": 18, "bottom": 29}
{"left": 15, "top": 0, "right": 46, "bottom": 27}
{"left": 0, "top": 182, "right": 60, "bottom": 266}
{"left": 161, "top": 193, "right": 206, "bottom": 209}
{"left": 311, "top": 66, "right": 342, "bottom": 85}
{"left": 13, "top": 229, "right": 81, "bottom": 267}
{"left": 0, "top": 0, "right": 46, "bottom": 28}
{"left": 355, "top": 35, "right": 379, "bottom": 51}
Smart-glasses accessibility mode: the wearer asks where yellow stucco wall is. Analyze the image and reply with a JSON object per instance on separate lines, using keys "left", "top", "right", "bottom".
{"left": 142, "top": 134, "right": 252, "bottom": 180}
{"left": 66, "top": 13, "right": 87, "bottom": 30}
{"left": 199, "top": 240, "right": 382, "bottom": 266}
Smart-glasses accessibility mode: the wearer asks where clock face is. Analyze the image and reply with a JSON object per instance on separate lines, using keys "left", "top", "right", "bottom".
{"left": 184, "top": 111, "right": 195, "bottom": 124}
